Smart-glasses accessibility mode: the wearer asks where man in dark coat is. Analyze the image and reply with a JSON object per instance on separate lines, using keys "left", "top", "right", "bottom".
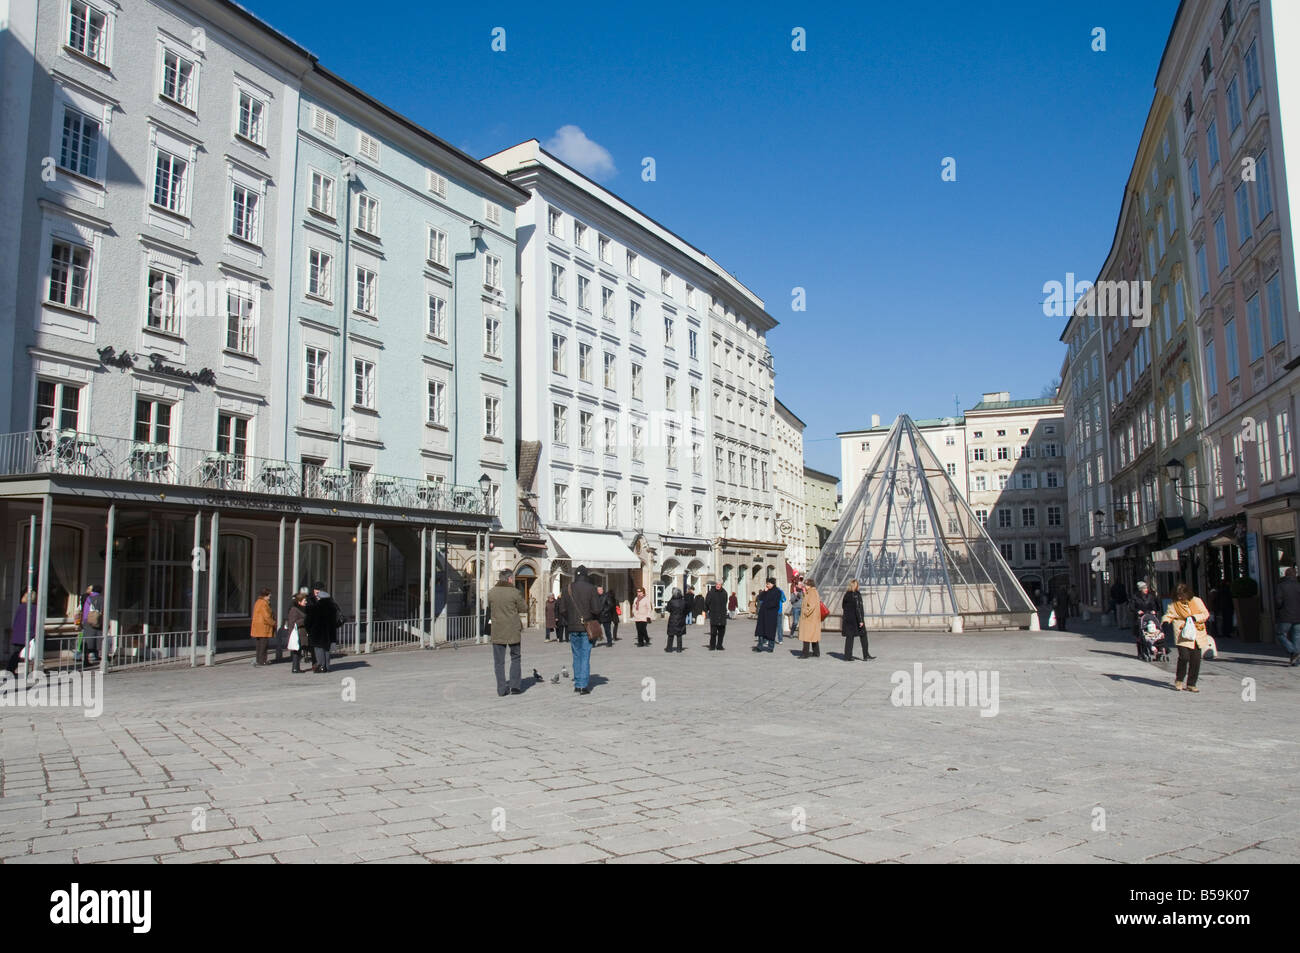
{"left": 557, "top": 566, "right": 602, "bottom": 694}
{"left": 305, "top": 582, "right": 341, "bottom": 673}
{"left": 753, "top": 579, "right": 783, "bottom": 653}
{"left": 597, "top": 585, "right": 617, "bottom": 647}
{"left": 841, "top": 579, "right": 873, "bottom": 660}
{"left": 1110, "top": 579, "right": 1129, "bottom": 629}
{"left": 664, "top": 588, "right": 687, "bottom": 652}
{"left": 704, "top": 582, "right": 729, "bottom": 651}
{"left": 692, "top": 590, "right": 706, "bottom": 626}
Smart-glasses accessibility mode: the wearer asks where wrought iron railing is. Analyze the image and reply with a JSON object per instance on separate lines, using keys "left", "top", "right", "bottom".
{"left": 0, "top": 430, "right": 491, "bottom": 516}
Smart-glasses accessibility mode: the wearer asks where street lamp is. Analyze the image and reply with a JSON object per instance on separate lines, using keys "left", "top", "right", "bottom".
{"left": 479, "top": 472, "right": 492, "bottom": 511}
{"left": 1163, "top": 458, "right": 1208, "bottom": 518}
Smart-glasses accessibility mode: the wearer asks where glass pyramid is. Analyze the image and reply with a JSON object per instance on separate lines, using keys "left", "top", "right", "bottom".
{"left": 809, "top": 415, "right": 1037, "bottom": 630}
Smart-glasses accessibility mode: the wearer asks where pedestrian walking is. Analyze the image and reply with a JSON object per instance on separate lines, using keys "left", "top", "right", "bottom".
{"left": 1274, "top": 567, "right": 1300, "bottom": 666}
{"left": 798, "top": 578, "right": 823, "bottom": 658}
{"left": 787, "top": 585, "right": 803, "bottom": 644}
{"left": 488, "top": 570, "right": 527, "bottom": 696}
{"left": 841, "top": 579, "right": 873, "bottom": 660}
{"left": 544, "top": 594, "right": 557, "bottom": 642}
{"left": 6, "top": 590, "right": 34, "bottom": 676}
{"left": 664, "top": 588, "right": 687, "bottom": 652}
{"left": 76, "top": 584, "right": 104, "bottom": 667}
{"left": 1163, "top": 582, "right": 1210, "bottom": 692}
{"left": 632, "top": 586, "right": 653, "bottom": 646}
{"left": 752, "top": 578, "right": 783, "bottom": 653}
{"left": 597, "top": 585, "right": 616, "bottom": 647}
{"left": 705, "top": 581, "right": 728, "bottom": 650}
{"left": 1131, "top": 579, "right": 1161, "bottom": 660}
{"left": 612, "top": 591, "right": 622, "bottom": 641}
{"left": 727, "top": 592, "right": 738, "bottom": 618}
{"left": 1054, "top": 587, "right": 1069, "bottom": 632}
{"left": 305, "top": 582, "right": 341, "bottom": 673}
{"left": 558, "top": 566, "right": 602, "bottom": 694}
{"left": 286, "top": 591, "right": 309, "bottom": 673}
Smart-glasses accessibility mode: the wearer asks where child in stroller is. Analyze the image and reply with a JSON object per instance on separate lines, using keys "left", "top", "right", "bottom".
{"left": 1136, "top": 610, "right": 1168, "bottom": 662}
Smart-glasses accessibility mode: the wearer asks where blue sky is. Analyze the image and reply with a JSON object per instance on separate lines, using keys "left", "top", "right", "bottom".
{"left": 246, "top": 0, "right": 1180, "bottom": 479}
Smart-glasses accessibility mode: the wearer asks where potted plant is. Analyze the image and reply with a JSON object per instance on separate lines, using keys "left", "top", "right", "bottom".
{"left": 1231, "top": 576, "right": 1261, "bottom": 642}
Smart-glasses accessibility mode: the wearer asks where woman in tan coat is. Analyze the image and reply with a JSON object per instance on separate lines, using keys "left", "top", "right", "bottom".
{"left": 250, "top": 587, "right": 275, "bottom": 666}
{"left": 1162, "top": 582, "right": 1209, "bottom": 692}
{"left": 798, "top": 578, "right": 823, "bottom": 658}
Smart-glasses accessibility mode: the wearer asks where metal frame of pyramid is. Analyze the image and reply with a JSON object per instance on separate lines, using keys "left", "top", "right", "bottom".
{"left": 809, "top": 415, "right": 1037, "bottom": 631}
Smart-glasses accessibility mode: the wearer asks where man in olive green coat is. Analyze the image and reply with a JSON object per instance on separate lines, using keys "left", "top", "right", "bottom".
{"left": 488, "top": 570, "right": 528, "bottom": 695}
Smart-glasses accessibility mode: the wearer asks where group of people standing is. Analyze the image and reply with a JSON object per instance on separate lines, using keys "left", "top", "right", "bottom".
{"left": 248, "top": 583, "right": 342, "bottom": 674}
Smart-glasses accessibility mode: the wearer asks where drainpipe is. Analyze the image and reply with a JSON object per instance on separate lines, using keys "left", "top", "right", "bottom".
{"left": 451, "top": 223, "right": 484, "bottom": 484}
{"left": 337, "top": 156, "right": 355, "bottom": 469}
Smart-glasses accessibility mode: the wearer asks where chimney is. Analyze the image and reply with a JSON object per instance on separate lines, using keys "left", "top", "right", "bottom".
{"left": 871, "top": 414, "right": 881, "bottom": 428}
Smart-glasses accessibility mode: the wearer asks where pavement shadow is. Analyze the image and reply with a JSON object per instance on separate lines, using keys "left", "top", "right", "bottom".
{"left": 326, "top": 659, "right": 371, "bottom": 671}
{"left": 1102, "top": 673, "right": 1177, "bottom": 689}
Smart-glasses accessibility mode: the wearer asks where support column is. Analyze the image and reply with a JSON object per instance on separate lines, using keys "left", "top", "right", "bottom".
{"left": 32, "top": 495, "right": 52, "bottom": 673}
{"left": 353, "top": 522, "right": 362, "bottom": 655}
{"left": 24, "top": 515, "right": 36, "bottom": 677}
{"left": 276, "top": 517, "right": 286, "bottom": 623}
{"left": 291, "top": 517, "right": 301, "bottom": 595}
{"left": 418, "top": 526, "right": 427, "bottom": 648}
{"left": 365, "top": 522, "right": 375, "bottom": 653}
{"left": 431, "top": 526, "right": 440, "bottom": 643}
{"left": 190, "top": 512, "right": 201, "bottom": 667}
{"left": 101, "top": 504, "right": 115, "bottom": 674}
{"left": 474, "top": 532, "right": 482, "bottom": 643}
{"left": 205, "top": 510, "right": 219, "bottom": 666}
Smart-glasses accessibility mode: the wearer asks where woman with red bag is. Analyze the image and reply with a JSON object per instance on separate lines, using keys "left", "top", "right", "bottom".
{"left": 798, "top": 578, "right": 823, "bottom": 658}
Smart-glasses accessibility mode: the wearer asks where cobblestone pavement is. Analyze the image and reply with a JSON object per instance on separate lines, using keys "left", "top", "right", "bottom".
{"left": 1, "top": 617, "right": 1297, "bottom": 863}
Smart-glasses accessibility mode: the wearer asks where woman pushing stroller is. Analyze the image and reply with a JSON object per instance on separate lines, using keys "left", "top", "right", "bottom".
{"left": 1131, "top": 579, "right": 1167, "bottom": 662}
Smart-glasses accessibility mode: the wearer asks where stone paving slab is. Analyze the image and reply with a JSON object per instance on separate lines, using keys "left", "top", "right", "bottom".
{"left": 2, "top": 620, "right": 1298, "bottom": 863}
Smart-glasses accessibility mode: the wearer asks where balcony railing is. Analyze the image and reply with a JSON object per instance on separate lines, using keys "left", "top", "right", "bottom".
{"left": 0, "top": 429, "right": 491, "bottom": 516}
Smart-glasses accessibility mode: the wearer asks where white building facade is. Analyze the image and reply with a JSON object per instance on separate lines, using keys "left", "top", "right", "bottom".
{"left": 840, "top": 414, "right": 968, "bottom": 505}
{"left": 773, "top": 397, "right": 806, "bottom": 575}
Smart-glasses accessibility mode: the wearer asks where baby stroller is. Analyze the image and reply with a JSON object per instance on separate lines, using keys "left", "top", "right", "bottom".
{"left": 1136, "top": 611, "right": 1168, "bottom": 663}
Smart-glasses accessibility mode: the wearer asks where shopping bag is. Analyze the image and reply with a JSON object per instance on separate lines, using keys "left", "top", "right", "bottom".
{"left": 287, "top": 624, "right": 299, "bottom": 652}
{"left": 1048, "top": 609, "right": 1057, "bottom": 628}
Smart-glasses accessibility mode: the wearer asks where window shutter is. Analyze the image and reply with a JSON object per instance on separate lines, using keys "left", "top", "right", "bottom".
{"left": 358, "top": 133, "right": 379, "bottom": 162}
{"left": 427, "top": 170, "right": 447, "bottom": 196}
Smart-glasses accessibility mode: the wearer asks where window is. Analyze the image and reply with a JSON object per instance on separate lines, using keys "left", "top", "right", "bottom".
{"left": 1206, "top": 339, "right": 1218, "bottom": 397}
{"left": 305, "top": 347, "right": 329, "bottom": 398}
{"left": 146, "top": 268, "right": 179, "bottom": 333}
{"left": 353, "top": 266, "right": 376, "bottom": 316}
{"left": 1226, "top": 75, "right": 1242, "bottom": 131}
{"left": 946, "top": 463, "right": 956, "bottom": 476}
{"left": 1256, "top": 150, "right": 1273, "bottom": 220}
{"left": 693, "top": 442, "right": 702, "bottom": 473}
{"left": 632, "top": 425, "right": 644, "bottom": 462}
{"left": 226, "top": 287, "right": 254, "bottom": 354}
{"left": 133, "top": 398, "right": 172, "bottom": 445}
{"left": 1278, "top": 411, "right": 1294, "bottom": 478}
{"left": 603, "top": 352, "right": 616, "bottom": 389}
{"left": 996, "top": 446, "right": 1008, "bottom": 460}
{"left": 577, "top": 275, "right": 591, "bottom": 311}
{"left": 626, "top": 251, "right": 639, "bottom": 277}
{"left": 152, "top": 148, "right": 189, "bottom": 214}
{"left": 665, "top": 376, "right": 676, "bottom": 410}
{"left": 67, "top": 1, "right": 109, "bottom": 63}
{"left": 59, "top": 107, "right": 100, "bottom": 178}
{"left": 1235, "top": 185, "right": 1253, "bottom": 244}
{"left": 352, "top": 358, "right": 375, "bottom": 409}
{"left": 1233, "top": 433, "right": 1246, "bottom": 490}
{"left": 350, "top": 193, "right": 378, "bottom": 237}
{"left": 1211, "top": 443, "right": 1224, "bottom": 498}
{"left": 484, "top": 201, "right": 501, "bottom": 226}
{"left": 974, "top": 475, "right": 987, "bottom": 492}
{"left": 427, "top": 292, "right": 446, "bottom": 339}
{"left": 1023, "top": 543, "right": 1038, "bottom": 562}
{"left": 728, "top": 451, "right": 736, "bottom": 482}
{"left": 483, "top": 396, "right": 500, "bottom": 438}
{"left": 975, "top": 508, "right": 988, "bottom": 527}
{"left": 483, "top": 309, "right": 501, "bottom": 357}
{"left": 631, "top": 363, "right": 643, "bottom": 399}
{"left": 1021, "top": 507, "right": 1036, "bottom": 527}
{"left": 972, "top": 448, "right": 986, "bottom": 461}
{"left": 603, "top": 418, "right": 616, "bottom": 453}
{"left": 579, "top": 411, "right": 593, "bottom": 450}
{"left": 1047, "top": 506, "right": 1062, "bottom": 527}
{"left": 690, "top": 385, "right": 700, "bottom": 417}
{"left": 307, "top": 249, "right": 332, "bottom": 301}
{"left": 160, "top": 48, "right": 196, "bottom": 110}
{"left": 357, "top": 133, "right": 379, "bottom": 163}
{"left": 573, "top": 221, "right": 587, "bottom": 249}
{"left": 427, "top": 227, "right": 447, "bottom": 265}
{"left": 1259, "top": 418, "right": 1273, "bottom": 483}
{"left": 1220, "top": 0, "right": 1233, "bottom": 35}
{"left": 1196, "top": 243, "right": 1209, "bottom": 299}
{"left": 1019, "top": 472, "right": 1035, "bottom": 490}
{"left": 484, "top": 254, "right": 502, "bottom": 291}
{"left": 598, "top": 235, "right": 610, "bottom": 263}
{"left": 1267, "top": 273, "right": 1285, "bottom": 348}
{"left": 1183, "top": 93, "right": 1194, "bottom": 124}
{"left": 998, "top": 473, "right": 1009, "bottom": 490}
{"left": 552, "top": 403, "right": 567, "bottom": 443}
{"left": 606, "top": 491, "right": 618, "bottom": 529}
{"left": 35, "top": 380, "right": 82, "bottom": 435}
{"left": 1244, "top": 40, "right": 1261, "bottom": 99}
{"left": 230, "top": 183, "right": 261, "bottom": 244}
{"left": 309, "top": 171, "right": 334, "bottom": 217}
{"left": 553, "top": 483, "right": 568, "bottom": 522}
{"left": 664, "top": 315, "right": 674, "bottom": 347}
{"left": 1247, "top": 293, "right": 1263, "bottom": 362}
{"left": 1189, "top": 157, "right": 1200, "bottom": 206}
{"left": 550, "top": 263, "right": 565, "bottom": 301}
{"left": 997, "top": 509, "right": 1012, "bottom": 529}
{"left": 660, "top": 269, "right": 671, "bottom": 296}
{"left": 629, "top": 300, "right": 641, "bottom": 334}
{"left": 1214, "top": 215, "right": 1228, "bottom": 273}
{"left": 1225, "top": 317, "right": 1239, "bottom": 380}
{"left": 236, "top": 90, "right": 265, "bottom": 145}
{"left": 632, "top": 494, "right": 644, "bottom": 525}
{"left": 216, "top": 413, "right": 249, "bottom": 460}
{"left": 667, "top": 434, "right": 677, "bottom": 469}
{"left": 310, "top": 105, "right": 337, "bottom": 139}
{"left": 550, "top": 334, "right": 567, "bottom": 375}
{"left": 688, "top": 329, "right": 698, "bottom": 360}
{"left": 601, "top": 286, "right": 614, "bottom": 321}
{"left": 427, "top": 170, "right": 446, "bottom": 197}
{"left": 548, "top": 206, "right": 562, "bottom": 237}
{"left": 1207, "top": 119, "right": 1220, "bottom": 169}
{"left": 1049, "top": 542, "right": 1063, "bottom": 562}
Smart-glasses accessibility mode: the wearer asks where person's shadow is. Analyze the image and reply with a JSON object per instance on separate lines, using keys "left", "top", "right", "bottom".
{"left": 1103, "top": 672, "right": 1174, "bottom": 688}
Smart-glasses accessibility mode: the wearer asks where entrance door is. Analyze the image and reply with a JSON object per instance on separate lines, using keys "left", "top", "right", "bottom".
{"left": 515, "top": 576, "right": 534, "bottom": 626}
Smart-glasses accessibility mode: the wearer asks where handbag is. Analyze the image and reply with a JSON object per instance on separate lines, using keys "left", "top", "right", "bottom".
{"left": 819, "top": 602, "right": 830, "bottom": 621}
{"left": 287, "top": 624, "right": 299, "bottom": 652}
{"left": 586, "top": 620, "right": 603, "bottom": 644}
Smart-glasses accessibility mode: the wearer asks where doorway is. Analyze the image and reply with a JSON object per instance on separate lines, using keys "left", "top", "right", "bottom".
{"left": 514, "top": 564, "right": 536, "bottom": 626}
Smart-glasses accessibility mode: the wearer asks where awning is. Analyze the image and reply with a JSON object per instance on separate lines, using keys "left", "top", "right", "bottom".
{"left": 1172, "top": 526, "right": 1233, "bottom": 552}
{"left": 1107, "top": 544, "right": 1131, "bottom": 559}
{"left": 547, "top": 530, "right": 642, "bottom": 570}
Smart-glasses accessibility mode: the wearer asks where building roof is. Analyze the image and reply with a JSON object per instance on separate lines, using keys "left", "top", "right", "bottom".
{"left": 774, "top": 397, "right": 806, "bottom": 429}
{"left": 966, "top": 397, "right": 1063, "bottom": 413}
{"left": 803, "top": 465, "right": 839, "bottom": 484}
{"left": 837, "top": 416, "right": 963, "bottom": 437}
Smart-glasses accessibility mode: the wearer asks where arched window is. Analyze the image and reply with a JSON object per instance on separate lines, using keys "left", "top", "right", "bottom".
{"left": 298, "top": 539, "right": 333, "bottom": 593}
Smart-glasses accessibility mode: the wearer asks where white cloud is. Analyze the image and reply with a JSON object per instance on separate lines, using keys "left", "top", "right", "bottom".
{"left": 543, "top": 125, "right": 617, "bottom": 180}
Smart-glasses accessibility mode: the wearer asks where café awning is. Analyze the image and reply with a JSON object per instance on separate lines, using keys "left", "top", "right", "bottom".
{"left": 548, "top": 530, "right": 641, "bottom": 569}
